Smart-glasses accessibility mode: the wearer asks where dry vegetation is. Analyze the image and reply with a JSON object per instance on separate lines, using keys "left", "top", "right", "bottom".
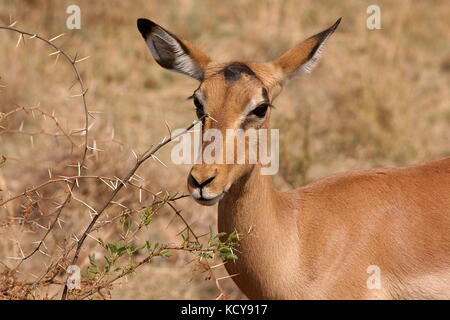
{"left": 0, "top": 0, "right": 449, "bottom": 299}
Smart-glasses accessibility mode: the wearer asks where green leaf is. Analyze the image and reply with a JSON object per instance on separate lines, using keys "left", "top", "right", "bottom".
{"left": 104, "top": 255, "right": 112, "bottom": 266}
{"left": 106, "top": 243, "right": 117, "bottom": 254}
{"left": 219, "top": 247, "right": 231, "bottom": 253}
{"left": 88, "top": 254, "right": 97, "bottom": 267}
{"left": 198, "top": 252, "right": 213, "bottom": 259}
{"left": 142, "top": 207, "right": 154, "bottom": 225}
{"left": 88, "top": 267, "right": 99, "bottom": 275}
{"left": 214, "top": 232, "right": 227, "bottom": 239}
{"left": 159, "top": 249, "right": 172, "bottom": 257}
{"left": 221, "top": 253, "right": 238, "bottom": 261}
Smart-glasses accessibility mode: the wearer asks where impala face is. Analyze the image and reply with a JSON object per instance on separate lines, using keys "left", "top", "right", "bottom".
{"left": 184, "top": 61, "right": 279, "bottom": 205}
{"left": 137, "top": 17, "right": 340, "bottom": 206}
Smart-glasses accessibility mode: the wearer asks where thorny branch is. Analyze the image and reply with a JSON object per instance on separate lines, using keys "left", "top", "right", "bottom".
{"left": 0, "top": 24, "right": 90, "bottom": 269}
{"left": 60, "top": 116, "right": 206, "bottom": 299}
{"left": 1, "top": 23, "right": 235, "bottom": 300}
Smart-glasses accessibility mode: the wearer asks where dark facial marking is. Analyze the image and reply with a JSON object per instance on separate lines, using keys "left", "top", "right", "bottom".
{"left": 219, "top": 62, "right": 255, "bottom": 84}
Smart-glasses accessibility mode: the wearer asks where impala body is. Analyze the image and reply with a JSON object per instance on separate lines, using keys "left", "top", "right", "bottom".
{"left": 137, "top": 18, "right": 450, "bottom": 299}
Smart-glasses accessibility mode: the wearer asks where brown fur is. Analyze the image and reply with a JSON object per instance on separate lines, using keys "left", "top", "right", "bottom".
{"left": 219, "top": 160, "right": 450, "bottom": 299}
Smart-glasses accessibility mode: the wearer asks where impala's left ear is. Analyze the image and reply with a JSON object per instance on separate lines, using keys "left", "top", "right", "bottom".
{"left": 273, "top": 18, "right": 341, "bottom": 82}
{"left": 137, "top": 18, "right": 211, "bottom": 81}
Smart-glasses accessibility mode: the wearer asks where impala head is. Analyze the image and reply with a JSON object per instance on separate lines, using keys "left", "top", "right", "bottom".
{"left": 137, "top": 18, "right": 340, "bottom": 206}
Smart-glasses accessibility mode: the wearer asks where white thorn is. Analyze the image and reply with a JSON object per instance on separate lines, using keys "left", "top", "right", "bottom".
{"left": 48, "top": 33, "right": 65, "bottom": 42}
{"left": 49, "top": 50, "right": 61, "bottom": 56}
{"left": 75, "top": 56, "right": 90, "bottom": 63}
{"left": 15, "top": 33, "right": 23, "bottom": 48}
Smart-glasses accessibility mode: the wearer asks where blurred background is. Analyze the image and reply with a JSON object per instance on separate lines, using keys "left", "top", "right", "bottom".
{"left": 0, "top": 0, "right": 449, "bottom": 299}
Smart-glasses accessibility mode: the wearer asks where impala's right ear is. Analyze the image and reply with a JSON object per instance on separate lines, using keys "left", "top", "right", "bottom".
{"left": 137, "top": 18, "right": 211, "bottom": 81}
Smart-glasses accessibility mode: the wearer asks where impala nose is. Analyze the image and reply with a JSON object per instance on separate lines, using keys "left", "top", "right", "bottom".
{"left": 188, "top": 173, "right": 216, "bottom": 189}
{"left": 188, "top": 168, "right": 224, "bottom": 206}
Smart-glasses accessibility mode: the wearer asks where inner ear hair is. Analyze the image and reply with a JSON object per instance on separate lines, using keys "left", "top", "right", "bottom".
{"left": 137, "top": 18, "right": 210, "bottom": 81}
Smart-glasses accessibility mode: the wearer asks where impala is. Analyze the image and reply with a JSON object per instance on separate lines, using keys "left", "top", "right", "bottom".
{"left": 137, "top": 18, "right": 450, "bottom": 299}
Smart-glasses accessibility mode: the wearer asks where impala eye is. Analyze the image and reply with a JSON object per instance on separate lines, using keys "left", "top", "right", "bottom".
{"left": 251, "top": 103, "right": 270, "bottom": 118}
{"left": 193, "top": 97, "right": 205, "bottom": 118}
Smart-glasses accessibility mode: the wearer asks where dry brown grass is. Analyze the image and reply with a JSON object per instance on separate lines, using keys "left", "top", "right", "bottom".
{"left": 0, "top": 0, "right": 449, "bottom": 299}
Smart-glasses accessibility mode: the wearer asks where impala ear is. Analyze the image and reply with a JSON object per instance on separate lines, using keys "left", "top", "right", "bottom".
{"left": 273, "top": 18, "right": 341, "bottom": 82}
{"left": 137, "top": 18, "right": 211, "bottom": 81}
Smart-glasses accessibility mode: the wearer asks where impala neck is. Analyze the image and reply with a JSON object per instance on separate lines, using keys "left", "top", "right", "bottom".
{"left": 218, "top": 163, "right": 301, "bottom": 243}
{"left": 218, "top": 165, "right": 278, "bottom": 235}
{"left": 217, "top": 164, "right": 303, "bottom": 299}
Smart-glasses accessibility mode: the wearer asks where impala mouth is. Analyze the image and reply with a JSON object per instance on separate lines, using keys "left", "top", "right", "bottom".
{"left": 191, "top": 192, "right": 225, "bottom": 206}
